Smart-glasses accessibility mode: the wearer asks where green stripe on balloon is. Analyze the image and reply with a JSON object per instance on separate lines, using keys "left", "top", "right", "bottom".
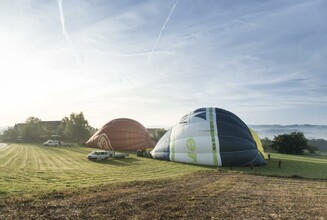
{"left": 209, "top": 108, "right": 219, "bottom": 166}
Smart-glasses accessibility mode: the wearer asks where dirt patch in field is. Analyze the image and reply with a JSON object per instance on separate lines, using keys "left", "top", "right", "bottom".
{"left": 1, "top": 170, "right": 326, "bottom": 219}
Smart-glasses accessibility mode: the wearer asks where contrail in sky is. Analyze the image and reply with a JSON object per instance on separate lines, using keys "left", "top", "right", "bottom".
{"left": 57, "top": 0, "right": 83, "bottom": 69}
{"left": 57, "top": 0, "right": 73, "bottom": 46}
{"left": 147, "top": 0, "right": 179, "bottom": 63}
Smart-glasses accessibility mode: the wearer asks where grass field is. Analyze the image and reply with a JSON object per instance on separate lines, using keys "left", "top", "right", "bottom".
{"left": 0, "top": 144, "right": 211, "bottom": 196}
{"left": 224, "top": 152, "right": 327, "bottom": 179}
{"left": 1, "top": 143, "right": 327, "bottom": 219}
{"left": 0, "top": 144, "right": 326, "bottom": 197}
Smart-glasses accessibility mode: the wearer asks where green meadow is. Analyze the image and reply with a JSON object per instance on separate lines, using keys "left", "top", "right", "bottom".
{"left": 224, "top": 152, "right": 327, "bottom": 179}
{"left": 0, "top": 144, "right": 210, "bottom": 196}
{"left": 0, "top": 144, "right": 326, "bottom": 197}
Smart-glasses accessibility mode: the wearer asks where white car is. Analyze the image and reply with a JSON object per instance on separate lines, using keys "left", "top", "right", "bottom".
{"left": 88, "top": 151, "right": 112, "bottom": 160}
{"left": 87, "top": 151, "right": 128, "bottom": 160}
{"left": 43, "top": 140, "right": 59, "bottom": 146}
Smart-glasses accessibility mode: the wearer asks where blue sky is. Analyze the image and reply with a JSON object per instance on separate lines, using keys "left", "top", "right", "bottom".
{"left": 0, "top": 0, "right": 326, "bottom": 128}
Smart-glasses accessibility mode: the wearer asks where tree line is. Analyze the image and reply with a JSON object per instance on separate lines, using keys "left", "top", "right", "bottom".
{"left": 0, "top": 112, "right": 96, "bottom": 144}
{"left": 2, "top": 118, "right": 325, "bottom": 154}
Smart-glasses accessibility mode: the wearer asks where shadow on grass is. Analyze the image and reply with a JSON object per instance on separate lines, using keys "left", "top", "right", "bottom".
{"left": 90, "top": 157, "right": 141, "bottom": 166}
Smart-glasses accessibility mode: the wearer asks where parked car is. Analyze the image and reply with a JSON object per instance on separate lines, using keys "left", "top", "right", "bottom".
{"left": 43, "top": 140, "right": 59, "bottom": 146}
{"left": 87, "top": 151, "right": 128, "bottom": 160}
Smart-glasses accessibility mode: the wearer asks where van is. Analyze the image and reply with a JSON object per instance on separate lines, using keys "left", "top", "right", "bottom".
{"left": 87, "top": 151, "right": 112, "bottom": 160}
{"left": 43, "top": 140, "right": 59, "bottom": 146}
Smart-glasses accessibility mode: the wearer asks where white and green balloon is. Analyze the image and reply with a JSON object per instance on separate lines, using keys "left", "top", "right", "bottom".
{"left": 151, "top": 107, "right": 267, "bottom": 167}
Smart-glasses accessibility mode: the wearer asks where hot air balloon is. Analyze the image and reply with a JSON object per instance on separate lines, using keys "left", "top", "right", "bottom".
{"left": 86, "top": 118, "right": 155, "bottom": 151}
{"left": 151, "top": 107, "right": 267, "bottom": 166}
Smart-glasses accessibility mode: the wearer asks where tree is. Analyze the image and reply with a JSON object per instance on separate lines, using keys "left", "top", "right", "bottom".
{"left": 271, "top": 132, "right": 308, "bottom": 155}
{"left": 308, "top": 139, "right": 327, "bottom": 152}
{"left": 261, "top": 137, "right": 273, "bottom": 152}
{"left": 0, "top": 117, "right": 45, "bottom": 142}
{"left": 147, "top": 128, "right": 167, "bottom": 143}
{"left": 61, "top": 112, "right": 93, "bottom": 143}
{"left": 22, "top": 117, "right": 44, "bottom": 142}
{"left": 307, "top": 144, "right": 318, "bottom": 154}
{"left": 0, "top": 127, "right": 19, "bottom": 142}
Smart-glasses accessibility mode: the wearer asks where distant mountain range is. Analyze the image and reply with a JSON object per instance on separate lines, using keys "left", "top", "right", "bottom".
{"left": 249, "top": 124, "right": 327, "bottom": 140}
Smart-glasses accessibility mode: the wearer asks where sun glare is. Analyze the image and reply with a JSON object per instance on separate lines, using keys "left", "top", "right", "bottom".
{"left": 0, "top": 36, "right": 49, "bottom": 104}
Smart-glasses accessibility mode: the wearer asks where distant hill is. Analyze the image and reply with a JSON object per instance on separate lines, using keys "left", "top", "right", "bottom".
{"left": 250, "top": 124, "right": 327, "bottom": 140}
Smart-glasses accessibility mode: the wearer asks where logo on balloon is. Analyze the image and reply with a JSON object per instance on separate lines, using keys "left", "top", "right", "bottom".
{"left": 97, "top": 133, "right": 113, "bottom": 150}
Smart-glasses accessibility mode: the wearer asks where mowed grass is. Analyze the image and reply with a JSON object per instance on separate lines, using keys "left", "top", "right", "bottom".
{"left": 0, "top": 144, "right": 211, "bottom": 196}
{"left": 1, "top": 144, "right": 326, "bottom": 198}
{"left": 225, "top": 152, "right": 327, "bottom": 179}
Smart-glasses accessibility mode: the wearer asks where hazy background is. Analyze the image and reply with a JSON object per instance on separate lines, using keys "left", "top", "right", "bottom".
{"left": 249, "top": 124, "right": 327, "bottom": 140}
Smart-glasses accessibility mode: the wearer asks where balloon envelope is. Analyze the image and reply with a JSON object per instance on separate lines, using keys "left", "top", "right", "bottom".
{"left": 151, "top": 107, "right": 267, "bottom": 166}
{"left": 86, "top": 118, "right": 155, "bottom": 151}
